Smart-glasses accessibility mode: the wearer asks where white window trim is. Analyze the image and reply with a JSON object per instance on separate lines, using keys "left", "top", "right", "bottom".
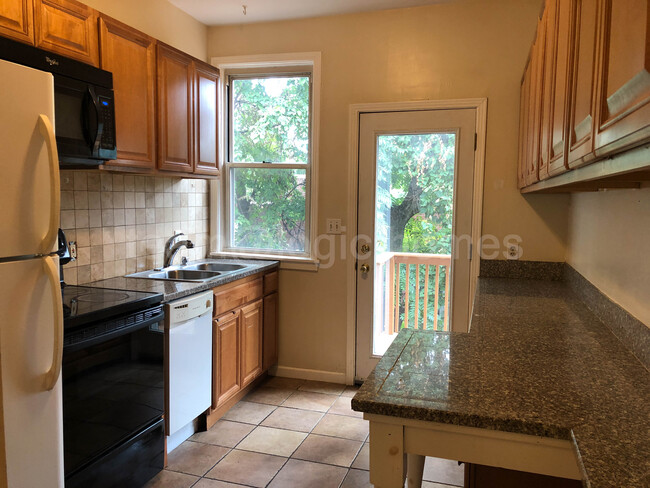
{"left": 209, "top": 52, "right": 321, "bottom": 271}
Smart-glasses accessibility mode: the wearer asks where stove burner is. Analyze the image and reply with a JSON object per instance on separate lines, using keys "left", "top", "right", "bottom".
{"left": 75, "top": 290, "right": 131, "bottom": 302}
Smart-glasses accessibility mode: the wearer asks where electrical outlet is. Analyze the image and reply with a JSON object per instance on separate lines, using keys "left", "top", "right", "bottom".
{"left": 69, "top": 241, "right": 77, "bottom": 260}
{"left": 326, "top": 218, "right": 342, "bottom": 234}
{"left": 507, "top": 244, "right": 520, "bottom": 260}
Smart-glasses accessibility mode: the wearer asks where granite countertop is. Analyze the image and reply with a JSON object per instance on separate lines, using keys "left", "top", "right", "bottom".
{"left": 352, "top": 278, "right": 650, "bottom": 487}
{"left": 85, "top": 258, "right": 279, "bottom": 302}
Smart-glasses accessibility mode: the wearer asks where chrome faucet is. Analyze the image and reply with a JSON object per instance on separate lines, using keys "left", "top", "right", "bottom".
{"left": 163, "top": 233, "right": 194, "bottom": 268}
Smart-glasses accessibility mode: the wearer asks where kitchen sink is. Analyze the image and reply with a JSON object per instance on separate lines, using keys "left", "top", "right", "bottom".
{"left": 125, "top": 260, "right": 253, "bottom": 282}
{"left": 147, "top": 269, "right": 221, "bottom": 281}
{"left": 184, "top": 263, "right": 247, "bottom": 273}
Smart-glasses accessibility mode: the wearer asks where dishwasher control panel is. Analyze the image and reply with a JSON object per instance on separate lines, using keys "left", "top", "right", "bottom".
{"left": 167, "top": 291, "right": 213, "bottom": 324}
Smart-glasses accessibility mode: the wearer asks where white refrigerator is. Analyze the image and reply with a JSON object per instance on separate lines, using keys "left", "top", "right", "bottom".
{"left": 0, "top": 59, "right": 64, "bottom": 488}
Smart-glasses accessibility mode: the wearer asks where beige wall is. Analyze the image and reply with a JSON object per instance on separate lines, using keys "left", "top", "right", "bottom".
{"left": 84, "top": 0, "right": 208, "bottom": 60}
{"left": 208, "top": 0, "right": 569, "bottom": 378}
{"left": 568, "top": 187, "right": 650, "bottom": 328}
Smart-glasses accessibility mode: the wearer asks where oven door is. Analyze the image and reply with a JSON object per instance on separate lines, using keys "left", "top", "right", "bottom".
{"left": 63, "top": 316, "right": 164, "bottom": 484}
{"left": 54, "top": 75, "right": 116, "bottom": 166}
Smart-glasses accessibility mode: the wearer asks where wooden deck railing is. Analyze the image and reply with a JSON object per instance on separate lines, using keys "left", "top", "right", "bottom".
{"left": 375, "top": 252, "right": 452, "bottom": 334}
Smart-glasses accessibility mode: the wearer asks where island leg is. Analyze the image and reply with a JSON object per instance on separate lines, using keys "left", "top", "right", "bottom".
{"left": 406, "top": 454, "right": 425, "bottom": 488}
{"left": 369, "top": 421, "right": 406, "bottom": 488}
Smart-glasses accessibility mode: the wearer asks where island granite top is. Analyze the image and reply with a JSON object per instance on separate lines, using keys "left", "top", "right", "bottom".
{"left": 84, "top": 258, "right": 279, "bottom": 302}
{"left": 352, "top": 278, "right": 650, "bottom": 487}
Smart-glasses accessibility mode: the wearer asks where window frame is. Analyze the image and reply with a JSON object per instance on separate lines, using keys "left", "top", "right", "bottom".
{"left": 210, "top": 53, "right": 321, "bottom": 269}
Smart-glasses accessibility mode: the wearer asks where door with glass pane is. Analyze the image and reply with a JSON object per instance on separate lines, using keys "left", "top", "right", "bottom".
{"left": 355, "top": 109, "right": 476, "bottom": 380}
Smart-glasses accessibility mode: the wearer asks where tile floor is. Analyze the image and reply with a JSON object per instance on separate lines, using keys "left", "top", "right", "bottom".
{"left": 145, "top": 377, "right": 464, "bottom": 488}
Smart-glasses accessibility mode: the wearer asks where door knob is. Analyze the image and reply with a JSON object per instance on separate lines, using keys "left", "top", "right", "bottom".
{"left": 360, "top": 264, "right": 370, "bottom": 274}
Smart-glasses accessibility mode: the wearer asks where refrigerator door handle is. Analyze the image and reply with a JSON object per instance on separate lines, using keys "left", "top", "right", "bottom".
{"left": 37, "top": 114, "right": 60, "bottom": 255}
{"left": 43, "top": 256, "right": 63, "bottom": 391}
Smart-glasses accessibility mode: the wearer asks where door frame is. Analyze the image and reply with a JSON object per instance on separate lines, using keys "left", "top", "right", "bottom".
{"left": 345, "top": 98, "right": 488, "bottom": 384}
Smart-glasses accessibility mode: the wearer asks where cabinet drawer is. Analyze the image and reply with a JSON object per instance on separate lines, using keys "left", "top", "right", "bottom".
{"left": 263, "top": 271, "right": 278, "bottom": 295}
{"left": 213, "top": 278, "right": 262, "bottom": 316}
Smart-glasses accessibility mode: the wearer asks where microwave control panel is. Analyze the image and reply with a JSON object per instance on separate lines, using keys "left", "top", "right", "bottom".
{"left": 98, "top": 96, "right": 115, "bottom": 150}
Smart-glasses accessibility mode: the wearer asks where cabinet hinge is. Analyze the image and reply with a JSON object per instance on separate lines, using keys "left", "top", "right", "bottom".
{"left": 474, "top": 133, "right": 477, "bottom": 151}
{"left": 469, "top": 242, "right": 473, "bottom": 261}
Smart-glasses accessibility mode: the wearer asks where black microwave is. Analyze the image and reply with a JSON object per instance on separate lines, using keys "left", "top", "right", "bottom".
{"left": 0, "top": 36, "right": 116, "bottom": 166}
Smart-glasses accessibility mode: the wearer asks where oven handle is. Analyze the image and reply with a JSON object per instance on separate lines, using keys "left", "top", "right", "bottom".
{"left": 63, "top": 307, "right": 164, "bottom": 353}
{"left": 37, "top": 114, "right": 60, "bottom": 255}
{"left": 43, "top": 255, "right": 63, "bottom": 391}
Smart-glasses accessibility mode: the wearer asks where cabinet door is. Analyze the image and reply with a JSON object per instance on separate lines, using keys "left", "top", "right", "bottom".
{"left": 194, "top": 61, "right": 220, "bottom": 176}
{"left": 594, "top": 0, "right": 650, "bottom": 155}
{"left": 34, "top": 0, "right": 99, "bottom": 66}
{"left": 0, "top": 0, "right": 34, "bottom": 45}
{"left": 547, "top": 0, "right": 575, "bottom": 176}
{"left": 157, "top": 43, "right": 194, "bottom": 173}
{"left": 518, "top": 59, "right": 532, "bottom": 189}
{"left": 213, "top": 311, "right": 241, "bottom": 408}
{"left": 566, "top": 0, "right": 599, "bottom": 167}
{"left": 539, "top": 0, "right": 556, "bottom": 180}
{"left": 241, "top": 299, "right": 263, "bottom": 387}
{"left": 525, "top": 19, "right": 546, "bottom": 186}
{"left": 99, "top": 16, "right": 156, "bottom": 170}
{"left": 263, "top": 292, "right": 278, "bottom": 370}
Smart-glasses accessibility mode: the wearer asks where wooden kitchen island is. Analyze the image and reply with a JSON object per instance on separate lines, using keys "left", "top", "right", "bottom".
{"left": 352, "top": 277, "right": 650, "bottom": 488}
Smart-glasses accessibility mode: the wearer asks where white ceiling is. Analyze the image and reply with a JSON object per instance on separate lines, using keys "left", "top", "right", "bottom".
{"left": 170, "top": 0, "right": 453, "bottom": 26}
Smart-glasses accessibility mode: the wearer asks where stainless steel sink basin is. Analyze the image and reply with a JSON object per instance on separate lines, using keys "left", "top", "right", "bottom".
{"left": 147, "top": 269, "right": 221, "bottom": 281}
{"left": 125, "top": 260, "right": 252, "bottom": 282}
{"left": 185, "top": 263, "right": 247, "bottom": 273}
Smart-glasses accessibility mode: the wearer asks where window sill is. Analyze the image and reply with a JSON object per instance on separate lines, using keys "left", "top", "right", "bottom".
{"left": 209, "top": 251, "right": 320, "bottom": 272}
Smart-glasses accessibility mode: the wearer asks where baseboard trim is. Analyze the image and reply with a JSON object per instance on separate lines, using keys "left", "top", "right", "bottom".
{"left": 274, "top": 365, "right": 348, "bottom": 385}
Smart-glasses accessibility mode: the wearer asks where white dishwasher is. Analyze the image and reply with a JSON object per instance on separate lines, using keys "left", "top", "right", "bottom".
{"left": 166, "top": 290, "right": 213, "bottom": 452}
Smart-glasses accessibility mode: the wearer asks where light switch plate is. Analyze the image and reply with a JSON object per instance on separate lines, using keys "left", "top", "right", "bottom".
{"left": 326, "top": 218, "right": 342, "bottom": 234}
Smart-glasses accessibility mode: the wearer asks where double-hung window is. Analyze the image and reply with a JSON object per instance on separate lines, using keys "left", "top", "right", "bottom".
{"left": 219, "top": 56, "right": 319, "bottom": 263}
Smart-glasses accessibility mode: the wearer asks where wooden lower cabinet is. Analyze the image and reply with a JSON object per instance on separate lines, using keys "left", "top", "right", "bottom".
{"left": 263, "top": 292, "right": 278, "bottom": 370}
{"left": 208, "top": 271, "right": 279, "bottom": 423}
{"left": 241, "top": 299, "right": 263, "bottom": 387}
{"left": 213, "top": 311, "right": 241, "bottom": 408}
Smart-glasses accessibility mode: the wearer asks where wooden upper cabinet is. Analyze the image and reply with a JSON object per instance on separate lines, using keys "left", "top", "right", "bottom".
{"left": 594, "top": 0, "right": 650, "bottom": 155}
{"left": 213, "top": 312, "right": 241, "bottom": 408}
{"left": 518, "top": 60, "right": 532, "bottom": 189}
{"left": 194, "top": 61, "right": 220, "bottom": 176}
{"left": 539, "top": 0, "right": 575, "bottom": 179}
{"left": 241, "top": 299, "right": 263, "bottom": 388}
{"left": 539, "top": 0, "right": 555, "bottom": 181}
{"left": 34, "top": 0, "right": 98, "bottom": 66}
{"left": 547, "top": 0, "right": 575, "bottom": 176}
{"left": 0, "top": 0, "right": 34, "bottom": 45}
{"left": 525, "top": 20, "right": 546, "bottom": 186}
{"left": 99, "top": 16, "right": 156, "bottom": 170}
{"left": 157, "top": 43, "right": 194, "bottom": 173}
{"left": 566, "top": 0, "right": 599, "bottom": 168}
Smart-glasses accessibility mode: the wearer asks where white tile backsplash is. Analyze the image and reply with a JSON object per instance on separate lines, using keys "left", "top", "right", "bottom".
{"left": 60, "top": 171, "right": 210, "bottom": 284}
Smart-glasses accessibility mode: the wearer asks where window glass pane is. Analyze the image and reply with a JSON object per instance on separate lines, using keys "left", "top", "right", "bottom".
{"left": 232, "top": 76, "right": 310, "bottom": 163}
{"left": 232, "top": 167, "right": 306, "bottom": 252}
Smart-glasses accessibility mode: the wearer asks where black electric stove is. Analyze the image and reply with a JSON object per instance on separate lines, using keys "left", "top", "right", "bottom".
{"left": 62, "top": 285, "right": 163, "bottom": 329}
{"left": 61, "top": 285, "right": 166, "bottom": 488}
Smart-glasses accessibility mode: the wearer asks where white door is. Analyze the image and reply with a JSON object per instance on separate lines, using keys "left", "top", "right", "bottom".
{"left": 355, "top": 109, "right": 476, "bottom": 380}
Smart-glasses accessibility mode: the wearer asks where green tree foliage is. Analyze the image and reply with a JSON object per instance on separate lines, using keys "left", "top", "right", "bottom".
{"left": 231, "top": 77, "right": 310, "bottom": 251}
{"left": 376, "top": 133, "right": 455, "bottom": 255}
{"left": 375, "top": 133, "right": 456, "bottom": 331}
